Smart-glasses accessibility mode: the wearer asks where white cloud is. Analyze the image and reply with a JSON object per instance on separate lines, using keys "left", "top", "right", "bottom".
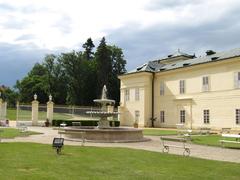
{"left": 0, "top": 0, "right": 240, "bottom": 50}
{"left": 1, "top": 0, "right": 240, "bottom": 86}
{"left": 0, "top": 0, "right": 153, "bottom": 49}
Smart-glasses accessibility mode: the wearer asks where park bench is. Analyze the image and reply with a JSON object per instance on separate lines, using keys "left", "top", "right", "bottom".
{"left": 72, "top": 122, "right": 81, "bottom": 127}
{"left": 0, "top": 129, "right": 3, "bottom": 142}
{"left": 160, "top": 136, "right": 191, "bottom": 156}
{"left": 219, "top": 133, "right": 240, "bottom": 147}
{"left": 221, "top": 128, "right": 231, "bottom": 134}
{"left": 18, "top": 123, "right": 28, "bottom": 132}
{"left": 199, "top": 127, "right": 211, "bottom": 135}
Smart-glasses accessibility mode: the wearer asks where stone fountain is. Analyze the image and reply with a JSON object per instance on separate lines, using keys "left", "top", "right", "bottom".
{"left": 86, "top": 85, "right": 119, "bottom": 128}
{"left": 59, "top": 85, "right": 148, "bottom": 142}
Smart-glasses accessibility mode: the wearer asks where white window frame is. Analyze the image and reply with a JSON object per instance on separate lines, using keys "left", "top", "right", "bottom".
{"left": 180, "top": 110, "right": 185, "bottom": 123}
{"left": 236, "top": 109, "right": 240, "bottom": 124}
{"left": 203, "top": 109, "right": 210, "bottom": 124}
{"left": 202, "top": 76, "right": 210, "bottom": 92}
{"left": 234, "top": 72, "right": 240, "bottom": 88}
{"left": 160, "top": 111, "right": 165, "bottom": 123}
{"left": 135, "top": 88, "right": 140, "bottom": 101}
{"left": 179, "top": 80, "right": 185, "bottom": 94}
{"left": 125, "top": 89, "right": 130, "bottom": 101}
{"left": 160, "top": 82, "right": 164, "bottom": 96}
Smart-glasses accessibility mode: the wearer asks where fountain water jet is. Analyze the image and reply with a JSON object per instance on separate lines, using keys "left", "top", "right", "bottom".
{"left": 86, "top": 85, "right": 118, "bottom": 128}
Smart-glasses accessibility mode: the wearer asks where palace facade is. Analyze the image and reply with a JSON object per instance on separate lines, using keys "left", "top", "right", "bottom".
{"left": 118, "top": 48, "right": 240, "bottom": 130}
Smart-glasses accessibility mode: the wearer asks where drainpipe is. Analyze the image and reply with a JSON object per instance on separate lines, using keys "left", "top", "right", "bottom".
{"left": 150, "top": 72, "right": 156, "bottom": 127}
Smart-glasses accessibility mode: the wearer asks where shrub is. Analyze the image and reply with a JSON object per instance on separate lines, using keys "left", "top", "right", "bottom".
{"left": 52, "top": 119, "right": 120, "bottom": 127}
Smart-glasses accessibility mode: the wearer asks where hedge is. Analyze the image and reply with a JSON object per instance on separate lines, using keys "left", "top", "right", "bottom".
{"left": 52, "top": 119, "right": 120, "bottom": 127}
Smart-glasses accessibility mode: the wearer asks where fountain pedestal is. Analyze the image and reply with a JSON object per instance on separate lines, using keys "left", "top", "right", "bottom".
{"left": 98, "top": 117, "right": 109, "bottom": 128}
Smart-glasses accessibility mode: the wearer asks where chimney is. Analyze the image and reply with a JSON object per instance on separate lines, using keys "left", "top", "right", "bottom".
{"left": 206, "top": 50, "right": 216, "bottom": 56}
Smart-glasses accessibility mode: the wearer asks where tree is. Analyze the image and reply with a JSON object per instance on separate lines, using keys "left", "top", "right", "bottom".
{"left": 15, "top": 37, "right": 127, "bottom": 106}
{"left": 95, "top": 37, "right": 112, "bottom": 98}
{"left": 0, "top": 85, "right": 18, "bottom": 107}
{"left": 82, "top": 38, "right": 95, "bottom": 60}
{"left": 108, "top": 45, "right": 126, "bottom": 105}
{"left": 43, "top": 54, "right": 68, "bottom": 104}
{"left": 58, "top": 51, "right": 85, "bottom": 105}
{"left": 16, "top": 63, "right": 49, "bottom": 103}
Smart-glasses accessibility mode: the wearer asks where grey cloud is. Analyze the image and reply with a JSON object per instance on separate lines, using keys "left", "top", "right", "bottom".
{"left": 2, "top": 16, "right": 32, "bottom": 30}
{"left": 106, "top": 5, "right": 240, "bottom": 70}
{"left": 146, "top": 0, "right": 202, "bottom": 11}
{"left": 0, "top": 3, "right": 16, "bottom": 12}
{"left": 53, "top": 14, "right": 73, "bottom": 34}
{"left": 0, "top": 43, "right": 54, "bottom": 86}
{"left": 15, "top": 34, "right": 36, "bottom": 41}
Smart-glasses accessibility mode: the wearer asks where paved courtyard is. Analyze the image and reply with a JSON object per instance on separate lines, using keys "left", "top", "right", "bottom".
{"left": 2, "top": 126, "right": 240, "bottom": 163}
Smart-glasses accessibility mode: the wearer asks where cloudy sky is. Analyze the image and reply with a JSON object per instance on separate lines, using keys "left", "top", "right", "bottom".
{"left": 1, "top": 0, "right": 240, "bottom": 86}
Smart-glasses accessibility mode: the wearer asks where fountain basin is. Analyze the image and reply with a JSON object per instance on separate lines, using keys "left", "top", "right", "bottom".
{"left": 59, "top": 127, "right": 149, "bottom": 143}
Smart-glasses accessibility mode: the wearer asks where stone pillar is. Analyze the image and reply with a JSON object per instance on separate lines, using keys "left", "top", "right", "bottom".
{"left": 0, "top": 98, "right": 2, "bottom": 120}
{"left": 32, "top": 94, "right": 39, "bottom": 126}
{"left": 118, "top": 106, "right": 124, "bottom": 124}
{"left": 2, "top": 102, "right": 7, "bottom": 119}
{"left": 47, "top": 100, "right": 54, "bottom": 124}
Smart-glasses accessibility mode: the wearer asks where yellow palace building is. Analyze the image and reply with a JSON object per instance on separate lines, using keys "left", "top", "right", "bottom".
{"left": 118, "top": 48, "right": 240, "bottom": 130}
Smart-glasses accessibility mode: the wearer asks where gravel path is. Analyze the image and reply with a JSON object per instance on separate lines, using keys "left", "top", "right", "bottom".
{"left": 2, "top": 126, "right": 240, "bottom": 163}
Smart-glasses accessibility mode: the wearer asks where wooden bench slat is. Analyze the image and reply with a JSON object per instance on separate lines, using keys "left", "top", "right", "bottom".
{"left": 219, "top": 140, "right": 240, "bottom": 144}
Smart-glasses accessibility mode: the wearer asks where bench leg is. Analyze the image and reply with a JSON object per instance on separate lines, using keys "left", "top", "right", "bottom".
{"left": 183, "top": 148, "right": 190, "bottom": 156}
{"left": 162, "top": 146, "right": 169, "bottom": 153}
{"left": 81, "top": 138, "right": 85, "bottom": 146}
{"left": 221, "top": 141, "right": 224, "bottom": 148}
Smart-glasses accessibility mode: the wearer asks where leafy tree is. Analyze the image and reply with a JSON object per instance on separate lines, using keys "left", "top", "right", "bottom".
{"left": 43, "top": 54, "right": 68, "bottom": 104}
{"left": 108, "top": 45, "right": 126, "bottom": 105}
{"left": 0, "top": 85, "right": 18, "bottom": 107}
{"left": 15, "top": 37, "right": 127, "bottom": 106}
{"left": 16, "top": 63, "right": 48, "bottom": 103}
{"left": 58, "top": 51, "right": 85, "bottom": 105}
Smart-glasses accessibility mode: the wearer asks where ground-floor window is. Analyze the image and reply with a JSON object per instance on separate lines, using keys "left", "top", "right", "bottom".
{"left": 180, "top": 110, "right": 185, "bottom": 123}
{"left": 203, "top": 109, "right": 210, "bottom": 124}
{"left": 160, "top": 111, "right": 165, "bottom": 123}
{"left": 236, "top": 109, "right": 240, "bottom": 124}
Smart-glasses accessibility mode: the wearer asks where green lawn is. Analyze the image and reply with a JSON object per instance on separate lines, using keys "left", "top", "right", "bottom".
{"left": 0, "top": 128, "right": 41, "bottom": 138}
{"left": 143, "top": 128, "right": 178, "bottom": 136}
{"left": 191, "top": 135, "right": 240, "bottom": 149}
{"left": 7, "top": 108, "right": 72, "bottom": 121}
{"left": 0, "top": 143, "right": 239, "bottom": 180}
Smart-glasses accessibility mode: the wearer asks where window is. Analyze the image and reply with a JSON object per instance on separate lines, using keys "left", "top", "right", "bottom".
{"left": 160, "top": 82, "right": 164, "bottom": 96}
{"left": 234, "top": 72, "right": 240, "bottom": 88}
{"left": 203, "top": 110, "right": 210, "bottom": 124}
{"left": 202, "top": 76, "right": 210, "bottom": 92}
{"left": 236, "top": 109, "right": 240, "bottom": 124}
{"left": 125, "top": 89, "right": 130, "bottom": 101}
{"left": 180, "top": 110, "right": 185, "bottom": 123}
{"left": 135, "top": 110, "right": 140, "bottom": 123}
{"left": 160, "top": 111, "right": 165, "bottom": 123}
{"left": 179, "top": 80, "right": 185, "bottom": 94}
{"left": 135, "top": 88, "right": 139, "bottom": 101}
